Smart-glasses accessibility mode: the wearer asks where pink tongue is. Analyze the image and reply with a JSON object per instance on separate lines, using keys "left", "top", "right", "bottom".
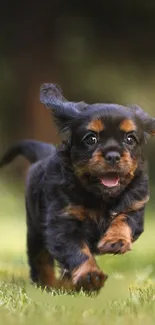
{"left": 100, "top": 176, "right": 119, "bottom": 187}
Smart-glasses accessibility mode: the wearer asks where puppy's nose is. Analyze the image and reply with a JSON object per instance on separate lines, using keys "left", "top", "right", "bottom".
{"left": 105, "top": 151, "right": 120, "bottom": 165}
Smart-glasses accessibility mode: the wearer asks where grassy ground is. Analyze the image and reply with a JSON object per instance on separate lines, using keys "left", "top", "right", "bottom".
{"left": 1, "top": 181, "right": 155, "bottom": 325}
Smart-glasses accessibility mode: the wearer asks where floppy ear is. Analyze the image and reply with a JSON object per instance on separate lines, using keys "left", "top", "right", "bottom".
{"left": 130, "top": 105, "right": 155, "bottom": 137}
{"left": 40, "top": 83, "right": 87, "bottom": 133}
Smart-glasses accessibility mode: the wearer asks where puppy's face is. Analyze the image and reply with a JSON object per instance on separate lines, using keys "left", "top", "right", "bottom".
{"left": 40, "top": 84, "right": 155, "bottom": 199}
{"left": 70, "top": 106, "right": 144, "bottom": 198}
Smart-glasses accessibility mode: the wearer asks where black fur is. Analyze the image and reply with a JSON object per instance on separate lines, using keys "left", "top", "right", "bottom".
{"left": 0, "top": 140, "right": 55, "bottom": 166}
{"left": 1, "top": 83, "right": 155, "bottom": 291}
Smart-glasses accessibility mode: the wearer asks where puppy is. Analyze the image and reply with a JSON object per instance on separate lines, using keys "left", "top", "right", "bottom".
{"left": 0, "top": 83, "right": 154, "bottom": 292}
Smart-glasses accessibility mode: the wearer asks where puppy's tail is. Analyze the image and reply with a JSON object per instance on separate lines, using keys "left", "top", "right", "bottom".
{"left": 0, "top": 140, "right": 56, "bottom": 167}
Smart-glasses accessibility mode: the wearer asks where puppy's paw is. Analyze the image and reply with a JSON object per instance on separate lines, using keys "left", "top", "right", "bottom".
{"left": 98, "top": 236, "right": 131, "bottom": 255}
{"left": 98, "top": 214, "right": 132, "bottom": 255}
{"left": 72, "top": 264, "right": 108, "bottom": 292}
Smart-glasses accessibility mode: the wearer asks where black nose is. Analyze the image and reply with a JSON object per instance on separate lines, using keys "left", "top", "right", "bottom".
{"left": 105, "top": 151, "right": 120, "bottom": 165}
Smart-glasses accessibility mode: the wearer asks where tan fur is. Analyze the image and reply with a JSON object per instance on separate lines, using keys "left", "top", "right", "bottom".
{"left": 98, "top": 214, "right": 132, "bottom": 254}
{"left": 87, "top": 119, "right": 104, "bottom": 132}
{"left": 120, "top": 151, "right": 138, "bottom": 179}
{"left": 72, "top": 244, "right": 106, "bottom": 290}
{"left": 120, "top": 119, "right": 136, "bottom": 132}
{"left": 64, "top": 205, "right": 87, "bottom": 221}
{"left": 127, "top": 195, "right": 150, "bottom": 212}
{"left": 35, "top": 250, "right": 56, "bottom": 287}
{"left": 64, "top": 205, "right": 100, "bottom": 222}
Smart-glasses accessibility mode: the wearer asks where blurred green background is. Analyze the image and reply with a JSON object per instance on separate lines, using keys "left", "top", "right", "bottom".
{"left": 1, "top": 0, "right": 155, "bottom": 294}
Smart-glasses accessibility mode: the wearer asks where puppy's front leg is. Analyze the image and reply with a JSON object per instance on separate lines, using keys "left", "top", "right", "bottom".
{"left": 97, "top": 208, "right": 144, "bottom": 255}
{"left": 46, "top": 217, "right": 107, "bottom": 292}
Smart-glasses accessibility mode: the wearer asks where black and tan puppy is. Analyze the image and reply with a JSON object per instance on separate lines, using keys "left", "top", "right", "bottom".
{"left": 0, "top": 83, "right": 155, "bottom": 292}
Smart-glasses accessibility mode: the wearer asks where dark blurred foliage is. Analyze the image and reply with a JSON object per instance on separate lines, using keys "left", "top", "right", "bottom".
{"left": 0, "top": 0, "right": 155, "bottom": 180}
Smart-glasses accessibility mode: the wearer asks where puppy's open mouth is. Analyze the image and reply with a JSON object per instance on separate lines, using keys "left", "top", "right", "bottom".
{"left": 100, "top": 172, "right": 120, "bottom": 188}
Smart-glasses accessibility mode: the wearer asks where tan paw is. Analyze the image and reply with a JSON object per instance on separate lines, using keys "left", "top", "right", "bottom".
{"left": 98, "top": 236, "right": 131, "bottom": 255}
{"left": 72, "top": 263, "right": 108, "bottom": 292}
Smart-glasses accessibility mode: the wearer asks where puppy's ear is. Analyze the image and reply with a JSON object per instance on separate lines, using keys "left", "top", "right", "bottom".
{"left": 40, "top": 83, "right": 87, "bottom": 133}
{"left": 130, "top": 105, "right": 155, "bottom": 138}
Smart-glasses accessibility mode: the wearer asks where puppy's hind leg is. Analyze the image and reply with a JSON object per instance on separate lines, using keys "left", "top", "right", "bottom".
{"left": 26, "top": 186, "right": 58, "bottom": 288}
{"left": 27, "top": 231, "right": 58, "bottom": 288}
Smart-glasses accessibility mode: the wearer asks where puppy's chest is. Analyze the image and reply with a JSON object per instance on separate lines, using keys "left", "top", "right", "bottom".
{"left": 66, "top": 203, "right": 111, "bottom": 247}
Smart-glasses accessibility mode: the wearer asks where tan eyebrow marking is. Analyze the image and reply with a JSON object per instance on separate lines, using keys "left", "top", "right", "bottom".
{"left": 87, "top": 119, "right": 104, "bottom": 132}
{"left": 119, "top": 119, "right": 136, "bottom": 132}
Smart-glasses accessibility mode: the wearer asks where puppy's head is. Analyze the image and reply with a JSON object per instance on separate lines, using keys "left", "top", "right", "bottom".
{"left": 40, "top": 83, "right": 155, "bottom": 199}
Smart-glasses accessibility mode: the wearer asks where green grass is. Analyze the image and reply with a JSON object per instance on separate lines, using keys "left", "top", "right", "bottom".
{"left": 1, "top": 181, "right": 155, "bottom": 325}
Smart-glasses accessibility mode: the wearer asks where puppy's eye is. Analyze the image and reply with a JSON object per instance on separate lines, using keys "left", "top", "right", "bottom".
{"left": 82, "top": 133, "right": 98, "bottom": 146}
{"left": 125, "top": 134, "right": 137, "bottom": 146}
